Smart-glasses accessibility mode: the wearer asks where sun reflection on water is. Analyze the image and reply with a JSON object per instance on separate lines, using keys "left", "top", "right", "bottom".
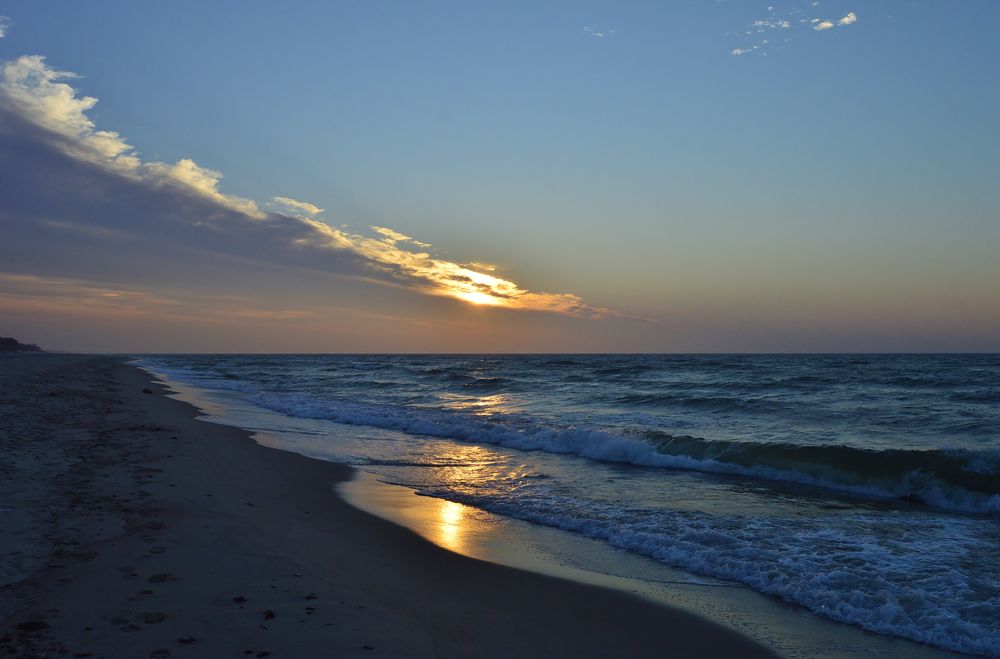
{"left": 419, "top": 443, "right": 519, "bottom": 553}
{"left": 440, "top": 393, "right": 518, "bottom": 417}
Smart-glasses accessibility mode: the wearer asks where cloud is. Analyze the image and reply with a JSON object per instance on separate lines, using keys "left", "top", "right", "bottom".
{"left": 0, "top": 271, "right": 323, "bottom": 325}
{"left": 731, "top": 38, "right": 772, "bottom": 57}
{"left": 0, "top": 16, "right": 10, "bottom": 38}
{"left": 0, "top": 56, "right": 139, "bottom": 172}
{"left": 584, "top": 25, "right": 616, "bottom": 39}
{"left": 814, "top": 11, "right": 857, "bottom": 31}
{"left": 329, "top": 229, "right": 603, "bottom": 314}
{"left": 269, "top": 196, "right": 324, "bottom": 217}
{"left": 0, "top": 52, "right": 605, "bottom": 317}
{"left": 0, "top": 55, "right": 264, "bottom": 217}
{"left": 731, "top": 4, "right": 857, "bottom": 55}
{"left": 145, "top": 158, "right": 264, "bottom": 218}
{"left": 0, "top": 272, "right": 179, "bottom": 311}
{"left": 752, "top": 19, "right": 790, "bottom": 30}
{"left": 371, "top": 226, "right": 414, "bottom": 244}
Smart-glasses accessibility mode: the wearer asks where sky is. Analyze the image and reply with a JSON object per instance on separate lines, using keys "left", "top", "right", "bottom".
{"left": 1, "top": 0, "right": 998, "bottom": 353}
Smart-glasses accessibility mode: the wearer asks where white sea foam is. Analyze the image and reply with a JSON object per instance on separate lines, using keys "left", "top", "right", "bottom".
{"left": 430, "top": 490, "right": 1000, "bottom": 656}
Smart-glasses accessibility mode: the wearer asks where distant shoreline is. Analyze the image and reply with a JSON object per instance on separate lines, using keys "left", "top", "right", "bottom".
{"left": 0, "top": 337, "right": 42, "bottom": 353}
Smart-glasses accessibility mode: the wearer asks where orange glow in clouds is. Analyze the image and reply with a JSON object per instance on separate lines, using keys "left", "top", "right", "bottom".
{"left": 453, "top": 290, "right": 504, "bottom": 306}
{"left": 0, "top": 54, "right": 606, "bottom": 319}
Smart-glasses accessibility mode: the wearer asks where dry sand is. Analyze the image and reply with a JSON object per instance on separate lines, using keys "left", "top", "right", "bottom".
{"left": 0, "top": 354, "right": 778, "bottom": 658}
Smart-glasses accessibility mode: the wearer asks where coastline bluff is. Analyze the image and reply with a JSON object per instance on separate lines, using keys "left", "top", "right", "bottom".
{"left": 0, "top": 337, "right": 43, "bottom": 352}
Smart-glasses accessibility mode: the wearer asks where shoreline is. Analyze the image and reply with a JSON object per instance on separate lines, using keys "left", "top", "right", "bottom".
{"left": 1, "top": 354, "right": 777, "bottom": 658}
{"left": 143, "top": 359, "right": 971, "bottom": 658}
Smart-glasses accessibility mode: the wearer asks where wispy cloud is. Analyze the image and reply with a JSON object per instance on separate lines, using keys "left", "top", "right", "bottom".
{"left": 269, "top": 196, "right": 324, "bottom": 217}
{"left": 0, "top": 272, "right": 179, "bottom": 310}
{"left": 0, "top": 272, "right": 321, "bottom": 323}
{"left": 0, "top": 53, "right": 606, "bottom": 317}
{"left": 584, "top": 25, "right": 616, "bottom": 39}
{"left": 0, "top": 16, "right": 10, "bottom": 39}
{"left": 371, "top": 226, "right": 415, "bottom": 244}
{"left": 753, "top": 18, "right": 791, "bottom": 30}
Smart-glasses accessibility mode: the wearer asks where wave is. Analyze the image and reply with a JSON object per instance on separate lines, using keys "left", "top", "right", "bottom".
{"left": 237, "top": 392, "right": 1000, "bottom": 515}
{"left": 137, "top": 359, "right": 1000, "bottom": 514}
{"left": 354, "top": 380, "right": 401, "bottom": 389}
{"left": 951, "top": 390, "right": 1000, "bottom": 404}
{"left": 461, "top": 377, "right": 514, "bottom": 390}
{"left": 541, "top": 358, "right": 582, "bottom": 367}
{"left": 428, "top": 489, "right": 1000, "bottom": 656}
{"left": 591, "top": 364, "right": 654, "bottom": 376}
{"left": 643, "top": 432, "right": 1000, "bottom": 508}
{"left": 613, "top": 392, "right": 781, "bottom": 412}
{"left": 358, "top": 458, "right": 490, "bottom": 468}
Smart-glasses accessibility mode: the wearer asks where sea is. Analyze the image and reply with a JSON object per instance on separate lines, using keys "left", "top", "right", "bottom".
{"left": 137, "top": 354, "right": 1000, "bottom": 656}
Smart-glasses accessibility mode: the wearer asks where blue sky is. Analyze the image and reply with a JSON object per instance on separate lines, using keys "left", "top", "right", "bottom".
{"left": 1, "top": 1, "right": 998, "bottom": 351}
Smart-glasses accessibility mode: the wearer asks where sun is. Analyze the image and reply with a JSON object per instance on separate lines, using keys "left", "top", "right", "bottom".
{"left": 453, "top": 290, "right": 503, "bottom": 306}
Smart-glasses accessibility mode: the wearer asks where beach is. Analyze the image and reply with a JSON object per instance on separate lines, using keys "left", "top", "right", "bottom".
{"left": 0, "top": 354, "right": 776, "bottom": 658}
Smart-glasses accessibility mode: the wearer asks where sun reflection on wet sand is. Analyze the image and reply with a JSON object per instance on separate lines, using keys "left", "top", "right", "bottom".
{"left": 337, "top": 471, "right": 487, "bottom": 559}
{"left": 433, "top": 499, "right": 468, "bottom": 552}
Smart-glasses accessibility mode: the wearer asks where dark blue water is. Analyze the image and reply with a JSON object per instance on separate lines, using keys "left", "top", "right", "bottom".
{"left": 140, "top": 354, "right": 1000, "bottom": 655}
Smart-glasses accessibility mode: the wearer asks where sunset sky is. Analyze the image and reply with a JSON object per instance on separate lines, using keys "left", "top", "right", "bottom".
{"left": 1, "top": 1, "right": 998, "bottom": 352}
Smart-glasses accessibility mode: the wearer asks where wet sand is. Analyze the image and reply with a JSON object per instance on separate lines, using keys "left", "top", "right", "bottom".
{"left": 0, "top": 354, "right": 777, "bottom": 658}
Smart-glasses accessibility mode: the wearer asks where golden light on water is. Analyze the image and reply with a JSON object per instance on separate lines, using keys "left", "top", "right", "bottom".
{"left": 340, "top": 448, "right": 523, "bottom": 562}
{"left": 433, "top": 499, "right": 467, "bottom": 552}
{"left": 441, "top": 392, "right": 516, "bottom": 416}
{"left": 421, "top": 444, "right": 504, "bottom": 553}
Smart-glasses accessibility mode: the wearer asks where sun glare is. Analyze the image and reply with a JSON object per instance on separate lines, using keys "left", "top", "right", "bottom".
{"left": 435, "top": 499, "right": 465, "bottom": 551}
{"left": 453, "top": 290, "right": 503, "bottom": 306}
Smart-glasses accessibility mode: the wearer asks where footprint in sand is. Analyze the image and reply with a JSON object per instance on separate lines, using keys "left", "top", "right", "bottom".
{"left": 147, "top": 573, "right": 176, "bottom": 583}
{"left": 143, "top": 612, "right": 166, "bottom": 624}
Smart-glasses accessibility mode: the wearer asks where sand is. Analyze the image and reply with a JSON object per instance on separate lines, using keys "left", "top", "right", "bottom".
{"left": 0, "top": 354, "right": 777, "bottom": 658}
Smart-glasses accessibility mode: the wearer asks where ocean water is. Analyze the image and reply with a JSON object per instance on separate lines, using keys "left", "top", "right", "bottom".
{"left": 139, "top": 354, "right": 1000, "bottom": 656}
